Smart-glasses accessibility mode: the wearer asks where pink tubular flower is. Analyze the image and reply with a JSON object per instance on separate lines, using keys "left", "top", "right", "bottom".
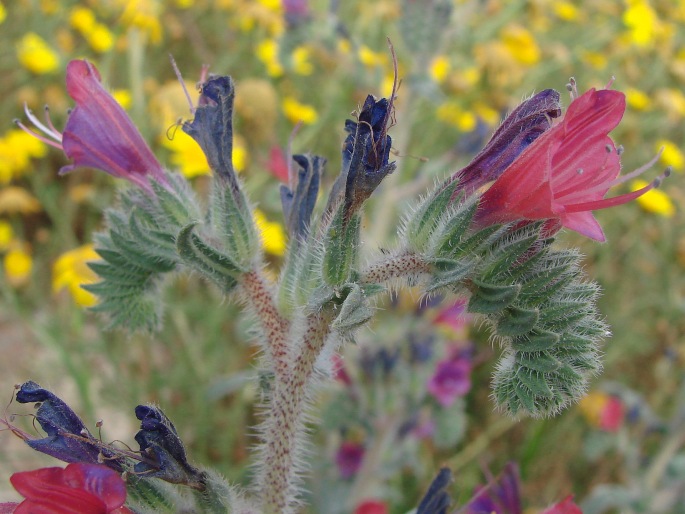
{"left": 478, "top": 82, "right": 669, "bottom": 242}
{"left": 541, "top": 495, "right": 583, "bottom": 514}
{"left": 427, "top": 348, "right": 472, "bottom": 408}
{"left": 354, "top": 499, "right": 389, "bottom": 514}
{"left": 16, "top": 60, "right": 166, "bottom": 193}
{"left": 0, "top": 463, "right": 132, "bottom": 514}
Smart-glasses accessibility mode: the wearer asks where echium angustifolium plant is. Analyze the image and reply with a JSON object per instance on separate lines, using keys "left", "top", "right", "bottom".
{"left": 10, "top": 57, "right": 671, "bottom": 513}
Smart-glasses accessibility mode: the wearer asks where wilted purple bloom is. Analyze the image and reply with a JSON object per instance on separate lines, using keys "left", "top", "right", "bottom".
{"left": 17, "top": 60, "right": 167, "bottom": 193}
{"left": 14, "top": 381, "right": 122, "bottom": 470}
{"left": 465, "top": 462, "right": 522, "bottom": 514}
{"left": 134, "top": 405, "right": 205, "bottom": 489}
{"left": 447, "top": 89, "right": 562, "bottom": 197}
{"left": 427, "top": 349, "right": 472, "bottom": 407}
{"left": 335, "top": 441, "right": 365, "bottom": 479}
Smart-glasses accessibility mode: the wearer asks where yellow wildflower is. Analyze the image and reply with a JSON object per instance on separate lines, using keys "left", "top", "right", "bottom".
{"left": 257, "top": 0, "right": 281, "bottom": 11}
{"left": 0, "top": 187, "right": 42, "bottom": 214}
{"left": 0, "top": 129, "right": 48, "bottom": 183}
{"left": 500, "top": 25, "right": 540, "bottom": 65}
{"left": 162, "top": 130, "right": 211, "bottom": 178}
{"left": 175, "top": 0, "right": 194, "bottom": 7}
{"left": 256, "top": 39, "right": 284, "bottom": 78}
{"left": 0, "top": 2, "right": 6, "bottom": 24}
{"left": 40, "top": 0, "right": 59, "bottom": 14}
{"left": 337, "top": 38, "right": 352, "bottom": 55}
{"left": 118, "top": 0, "right": 163, "bottom": 44}
{"left": 380, "top": 74, "right": 395, "bottom": 98}
{"left": 655, "top": 88, "right": 685, "bottom": 121}
{"left": 358, "top": 45, "right": 386, "bottom": 68}
{"left": 0, "top": 220, "right": 12, "bottom": 251}
{"left": 112, "top": 89, "right": 132, "bottom": 110}
{"left": 553, "top": 1, "right": 580, "bottom": 21}
{"left": 581, "top": 50, "right": 608, "bottom": 70}
{"left": 578, "top": 391, "right": 608, "bottom": 426}
{"left": 282, "top": 97, "right": 318, "bottom": 125}
{"left": 473, "top": 102, "right": 500, "bottom": 126}
{"left": 292, "top": 46, "right": 314, "bottom": 75}
{"left": 4, "top": 246, "right": 32, "bottom": 287}
{"left": 657, "top": 139, "right": 684, "bottom": 172}
{"left": 623, "top": 0, "right": 660, "bottom": 47}
{"left": 17, "top": 33, "right": 60, "bottom": 74}
{"left": 429, "top": 55, "right": 450, "bottom": 84}
{"left": 52, "top": 244, "right": 100, "bottom": 307}
{"left": 70, "top": 6, "right": 96, "bottom": 33}
{"left": 254, "top": 209, "right": 286, "bottom": 256}
{"left": 85, "top": 24, "right": 115, "bottom": 53}
{"left": 631, "top": 179, "right": 675, "bottom": 217}
{"left": 625, "top": 88, "right": 651, "bottom": 111}
{"left": 436, "top": 102, "right": 476, "bottom": 131}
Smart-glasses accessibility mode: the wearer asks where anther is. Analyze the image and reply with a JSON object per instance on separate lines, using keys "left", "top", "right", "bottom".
{"left": 80, "top": 428, "right": 88, "bottom": 436}
{"left": 605, "top": 144, "right": 613, "bottom": 153}
{"left": 96, "top": 419, "right": 103, "bottom": 428}
{"left": 616, "top": 145, "right": 624, "bottom": 155}
{"left": 577, "top": 168, "right": 584, "bottom": 175}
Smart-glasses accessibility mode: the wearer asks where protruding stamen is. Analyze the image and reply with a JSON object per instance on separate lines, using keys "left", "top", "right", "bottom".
{"left": 43, "top": 105, "right": 61, "bottom": 137}
{"left": 567, "top": 77, "right": 578, "bottom": 100}
{"left": 605, "top": 76, "right": 616, "bottom": 89}
{"left": 23, "top": 103, "right": 62, "bottom": 142}
{"left": 169, "top": 54, "right": 195, "bottom": 115}
{"left": 13, "top": 119, "right": 64, "bottom": 149}
{"left": 617, "top": 145, "right": 624, "bottom": 155}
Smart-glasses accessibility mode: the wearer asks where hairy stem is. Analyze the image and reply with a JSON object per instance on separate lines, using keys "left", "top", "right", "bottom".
{"left": 240, "top": 270, "right": 291, "bottom": 380}
{"left": 259, "top": 309, "right": 335, "bottom": 514}
{"left": 359, "top": 250, "right": 429, "bottom": 285}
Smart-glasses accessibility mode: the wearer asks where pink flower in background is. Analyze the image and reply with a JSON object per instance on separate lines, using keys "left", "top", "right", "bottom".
{"left": 335, "top": 441, "right": 365, "bottom": 479}
{"left": 17, "top": 60, "right": 166, "bottom": 193}
{"left": 598, "top": 396, "right": 625, "bottom": 432}
{"left": 0, "top": 463, "right": 132, "bottom": 514}
{"left": 478, "top": 84, "right": 668, "bottom": 242}
{"left": 427, "top": 348, "right": 472, "bottom": 407}
{"left": 541, "top": 495, "right": 583, "bottom": 514}
{"left": 354, "top": 499, "right": 389, "bottom": 514}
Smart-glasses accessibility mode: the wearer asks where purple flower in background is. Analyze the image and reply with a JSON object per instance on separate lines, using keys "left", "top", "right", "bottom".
{"left": 335, "top": 441, "right": 365, "bottom": 479}
{"left": 17, "top": 60, "right": 166, "bottom": 193}
{"left": 427, "top": 347, "right": 472, "bottom": 407}
{"left": 465, "top": 462, "right": 522, "bottom": 514}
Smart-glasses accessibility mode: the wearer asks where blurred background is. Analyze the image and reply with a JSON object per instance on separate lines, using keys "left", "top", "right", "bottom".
{"left": 0, "top": 0, "right": 683, "bottom": 512}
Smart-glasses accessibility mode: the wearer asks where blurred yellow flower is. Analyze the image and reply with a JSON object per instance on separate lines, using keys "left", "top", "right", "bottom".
{"left": 578, "top": 391, "right": 607, "bottom": 426}
{"left": 473, "top": 102, "right": 500, "bottom": 126}
{"left": 118, "top": 0, "right": 163, "bottom": 44}
{"left": 581, "top": 50, "right": 608, "bottom": 70}
{"left": 380, "top": 74, "right": 395, "bottom": 98}
{"left": 256, "top": 39, "right": 284, "bottom": 78}
{"left": 254, "top": 209, "right": 286, "bottom": 256}
{"left": 0, "top": 1, "right": 7, "bottom": 24}
{"left": 70, "top": 6, "right": 96, "bottom": 33}
{"left": 0, "top": 187, "right": 42, "bottom": 215}
{"left": 625, "top": 87, "right": 651, "bottom": 111}
{"left": 52, "top": 244, "right": 100, "bottom": 307}
{"left": 85, "top": 24, "right": 115, "bottom": 53}
{"left": 655, "top": 88, "right": 685, "bottom": 120}
{"left": 4, "top": 246, "right": 32, "bottom": 287}
{"left": 337, "top": 38, "right": 352, "bottom": 55}
{"left": 0, "top": 129, "right": 48, "bottom": 184}
{"left": 162, "top": 130, "right": 248, "bottom": 178}
{"left": 358, "top": 45, "right": 386, "bottom": 67}
{"left": 17, "top": 33, "right": 61, "bottom": 74}
{"left": 657, "top": 139, "right": 684, "bottom": 172}
{"left": 553, "top": 1, "right": 579, "bottom": 21}
{"left": 112, "top": 89, "right": 132, "bottom": 110}
{"left": 436, "top": 102, "right": 477, "bottom": 131}
{"left": 429, "top": 55, "right": 450, "bottom": 84}
{"left": 500, "top": 25, "right": 540, "bottom": 65}
{"left": 631, "top": 179, "right": 675, "bottom": 217}
{"left": 282, "top": 97, "right": 318, "bottom": 125}
{"left": 622, "top": 0, "right": 660, "bottom": 47}
{"left": 0, "top": 220, "right": 13, "bottom": 251}
{"left": 292, "top": 46, "right": 314, "bottom": 75}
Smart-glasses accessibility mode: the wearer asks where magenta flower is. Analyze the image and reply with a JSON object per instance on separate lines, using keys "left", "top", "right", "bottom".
{"left": 427, "top": 349, "right": 472, "bottom": 407}
{"left": 477, "top": 83, "right": 669, "bottom": 242}
{"left": 541, "top": 496, "right": 583, "bottom": 514}
{"left": 0, "top": 463, "right": 132, "bottom": 514}
{"left": 335, "top": 441, "right": 365, "bottom": 479}
{"left": 17, "top": 60, "right": 166, "bottom": 193}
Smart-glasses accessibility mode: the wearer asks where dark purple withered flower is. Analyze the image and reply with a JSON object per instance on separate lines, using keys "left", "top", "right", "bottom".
{"left": 14, "top": 381, "right": 122, "bottom": 470}
{"left": 449, "top": 89, "right": 562, "bottom": 197}
{"left": 416, "top": 467, "right": 452, "bottom": 514}
{"left": 427, "top": 347, "right": 472, "bottom": 407}
{"left": 134, "top": 405, "right": 205, "bottom": 489}
{"left": 16, "top": 60, "right": 167, "bottom": 193}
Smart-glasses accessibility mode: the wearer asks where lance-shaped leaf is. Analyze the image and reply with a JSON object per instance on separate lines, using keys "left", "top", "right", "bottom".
{"left": 321, "top": 210, "right": 361, "bottom": 286}
{"left": 176, "top": 223, "right": 241, "bottom": 293}
{"left": 331, "top": 283, "right": 375, "bottom": 334}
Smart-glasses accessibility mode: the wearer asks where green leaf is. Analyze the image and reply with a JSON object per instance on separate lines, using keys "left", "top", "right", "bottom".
{"left": 322, "top": 210, "right": 361, "bottom": 286}
{"left": 468, "top": 279, "right": 520, "bottom": 313}
{"left": 512, "top": 330, "right": 561, "bottom": 353}
{"left": 496, "top": 306, "right": 540, "bottom": 337}
{"left": 432, "top": 198, "right": 479, "bottom": 258}
{"left": 332, "top": 283, "right": 375, "bottom": 332}
{"left": 405, "top": 181, "right": 460, "bottom": 251}
{"left": 176, "top": 223, "right": 241, "bottom": 293}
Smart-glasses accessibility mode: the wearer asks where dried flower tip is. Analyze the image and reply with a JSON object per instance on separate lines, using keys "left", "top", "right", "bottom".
{"left": 96, "top": 419, "right": 103, "bottom": 428}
